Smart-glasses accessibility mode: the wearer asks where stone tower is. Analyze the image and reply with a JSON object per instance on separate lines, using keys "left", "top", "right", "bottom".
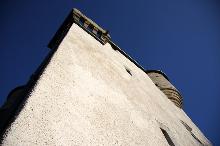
{"left": 0, "top": 9, "right": 211, "bottom": 146}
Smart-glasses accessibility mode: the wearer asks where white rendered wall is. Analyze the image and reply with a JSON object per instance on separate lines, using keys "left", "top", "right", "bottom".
{"left": 2, "top": 24, "right": 211, "bottom": 146}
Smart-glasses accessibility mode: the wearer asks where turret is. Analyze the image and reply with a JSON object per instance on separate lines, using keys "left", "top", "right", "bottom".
{"left": 146, "top": 70, "right": 183, "bottom": 108}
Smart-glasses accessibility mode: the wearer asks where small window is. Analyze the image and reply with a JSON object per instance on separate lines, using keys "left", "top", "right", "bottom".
{"left": 180, "top": 120, "right": 203, "bottom": 145}
{"left": 160, "top": 128, "right": 175, "bottom": 146}
{"left": 125, "top": 67, "right": 132, "bottom": 76}
{"left": 191, "top": 133, "right": 203, "bottom": 145}
{"left": 180, "top": 120, "right": 192, "bottom": 132}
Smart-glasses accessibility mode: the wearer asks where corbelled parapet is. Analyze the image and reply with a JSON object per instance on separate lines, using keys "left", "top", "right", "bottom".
{"left": 146, "top": 70, "right": 183, "bottom": 108}
{"left": 72, "top": 9, "right": 111, "bottom": 43}
{"left": 48, "top": 8, "right": 111, "bottom": 49}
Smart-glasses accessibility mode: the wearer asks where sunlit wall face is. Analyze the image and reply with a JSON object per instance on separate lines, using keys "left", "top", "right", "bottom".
{"left": 0, "top": 0, "right": 219, "bottom": 145}
{"left": 1, "top": 21, "right": 211, "bottom": 146}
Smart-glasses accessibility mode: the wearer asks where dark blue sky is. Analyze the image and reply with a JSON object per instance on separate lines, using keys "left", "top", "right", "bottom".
{"left": 0, "top": 0, "right": 219, "bottom": 145}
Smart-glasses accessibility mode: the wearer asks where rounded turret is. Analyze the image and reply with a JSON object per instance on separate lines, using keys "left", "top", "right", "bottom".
{"left": 145, "top": 70, "right": 183, "bottom": 108}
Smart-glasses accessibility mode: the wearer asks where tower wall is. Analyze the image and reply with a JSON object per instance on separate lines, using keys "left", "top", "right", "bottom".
{"left": 1, "top": 9, "right": 211, "bottom": 146}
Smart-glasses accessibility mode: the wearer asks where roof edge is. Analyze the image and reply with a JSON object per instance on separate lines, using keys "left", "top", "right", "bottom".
{"left": 145, "top": 70, "right": 170, "bottom": 81}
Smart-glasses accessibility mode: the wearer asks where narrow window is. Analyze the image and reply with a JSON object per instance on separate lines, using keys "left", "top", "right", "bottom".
{"left": 191, "top": 133, "right": 203, "bottom": 145}
{"left": 125, "top": 67, "right": 132, "bottom": 76}
{"left": 160, "top": 128, "right": 175, "bottom": 146}
{"left": 180, "top": 120, "right": 192, "bottom": 132}
{"left": 180, "top": 120, "right": 203, "bottom": 145}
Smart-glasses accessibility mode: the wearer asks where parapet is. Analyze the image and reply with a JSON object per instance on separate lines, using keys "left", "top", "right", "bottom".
{"left": 145, "top": 70, "right": 183, "bottom": 108}
{"left": 48, "top": 8, "right": 111, "bottom": 49}
{"left": 72, "top": 8, "right": 111, "bottom": 43}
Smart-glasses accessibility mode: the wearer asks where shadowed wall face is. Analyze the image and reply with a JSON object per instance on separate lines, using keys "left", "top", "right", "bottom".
{"left": 1, "top": 22, "right": 210, "bottom": 145}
